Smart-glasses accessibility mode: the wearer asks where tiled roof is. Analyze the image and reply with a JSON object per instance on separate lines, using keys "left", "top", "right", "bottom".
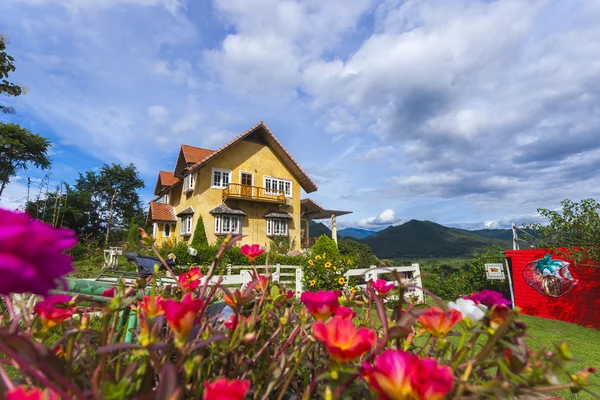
{"left": 264, "top": 209, "right": 293, "bottom": 219}
{"left": 176, "top": 207, "right": 195, "bottom": 216}
{"left": 181, "top": 145, "right": 214, "bottom": 164}
{"left": 148, "top": 202, "right": 177, "bottom": 222}
{"left": 209, "top": 204, "right": 247, "bottom": 216}
{"left": 187, "top": 121, "right": 318, "bottom": 193}
{"left": 159, "top": 171, "right": 179, "bottom": 186}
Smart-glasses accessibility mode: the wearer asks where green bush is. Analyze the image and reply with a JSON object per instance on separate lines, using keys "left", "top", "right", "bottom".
{"left": 301, "top": 251, "right": 353, "bottom": 292}
{"left": 311, "top": 235, "right": 339, "bottom": 258}
{"left": 125, "top": 222, "right": 141, "bottom": 252}
{"left": 338, "top": 238, "right": 379, "bottom": 268}
{"left": 190, "top": 215, "right": 208, "bottom": 248}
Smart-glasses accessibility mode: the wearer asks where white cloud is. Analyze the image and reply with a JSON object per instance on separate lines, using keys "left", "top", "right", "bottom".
{"left": 359, "top": 145, "right": 394, "bottom": 162}
{"left": 358, "top": 209, "right": 402, "bottom": 228}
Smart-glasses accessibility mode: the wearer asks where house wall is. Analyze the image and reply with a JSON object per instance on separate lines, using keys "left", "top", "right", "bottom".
{"left": 160, "top": 139, "right": 302, "bottom": 250}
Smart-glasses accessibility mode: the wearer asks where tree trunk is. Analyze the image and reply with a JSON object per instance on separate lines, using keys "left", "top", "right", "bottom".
{"left": 105, "top": 188, "right": 118, "bottom": 247}
{"left": 0, "top": 180, "right": 6, "bottom": 199}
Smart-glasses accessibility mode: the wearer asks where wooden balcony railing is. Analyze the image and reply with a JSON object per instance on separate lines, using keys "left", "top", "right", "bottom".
{"left": 222, "top": 183, "right": 286, "bottom": 203}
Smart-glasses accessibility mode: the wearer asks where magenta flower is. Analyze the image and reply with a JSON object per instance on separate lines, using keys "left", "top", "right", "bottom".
{"left": 0, "top": 209, "right": 76, "bottom": 296}
{"left": 371, "top": 280, "right": 395, "bottom": 296}
{"left": 465, "top": 290, "right": 511, "bottom": 308}
{"left": 300, "top": 290, "right": 340, "bottom": 321}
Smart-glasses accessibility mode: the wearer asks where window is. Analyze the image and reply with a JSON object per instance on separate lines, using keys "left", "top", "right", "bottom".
{"left": 264, "top": 177, "right": 292, "bottom": 197}
{"left": 164, "top": 224, "right": 171, "bottom": 237}
{"left": 183, "top": 172, "right": 195, "bottom": 193}
{"left": 266, "top": 218, "right": 288, "bottom": 237}
{"left": 161, "top": 193, "right": 170, "bottom": 204}
{"left": 180, "top": 216, "right": 192, "bottom": 235}
{"left": 214, "top": 215, "right": 241, "bottom": 235}
{"left": 212, "top": 168, "right": 231, "bottom": 189}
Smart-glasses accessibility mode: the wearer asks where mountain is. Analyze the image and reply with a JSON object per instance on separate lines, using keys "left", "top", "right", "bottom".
{"left": 468, "top": 228, "right": 513, "bottom": 242}
{"left": 338, "top": 227, "right": 376, "bottom": 239}
{"left": 308, "top": 220, "right": 331, "bottom": 238}
{"left": 361, "top": 220, "right": 511, "bottom": 259}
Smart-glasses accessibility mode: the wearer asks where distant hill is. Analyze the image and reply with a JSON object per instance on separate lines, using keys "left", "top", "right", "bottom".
{"left": 338, "top": 227, "right": 376, "bottom": 239}
{"left": 468, "top": 228, "right": 513, "bottom": 242}
{"left": 361, "top": 220, "right": 511, "bottom": 259}
{"left": 308, "top": 221, "right": 331, "bottom": 238}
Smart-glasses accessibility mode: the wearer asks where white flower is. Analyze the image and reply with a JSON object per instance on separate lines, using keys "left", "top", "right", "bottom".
{"left": 448, "top": 298, "right": 486, "bottom": 322}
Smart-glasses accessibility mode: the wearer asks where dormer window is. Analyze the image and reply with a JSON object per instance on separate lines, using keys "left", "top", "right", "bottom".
{"left": 183, "top": 172, "right": 195, "bottom": 194}
{"left": 161, "top": 193, "right": 170, "bottom": 204}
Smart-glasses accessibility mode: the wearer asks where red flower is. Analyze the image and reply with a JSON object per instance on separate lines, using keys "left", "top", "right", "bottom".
{"left": 33, "top": 294, "right": 75, "bottom": 330}
{"left": 223, "top": 289, "right": 252, "bottom": 308}
{"left": 300, "top": 290, "right": 340, "bottom": 321}
{"left": 7, "top": 386, "right": 60, "bottom": 400}
{"left": 163, "top": 293, "right": 203, "bottom": 345}
{"left": 335, "top": 306, "right": 357, "bottom": 320}
{"left": 417, "top": 307, "right": 462, "bottom": 338}
{"left": 313, "top": 316, "right": 376, "bottom": 363}
{"left": 362, "top": 350, "right": 454, "bottom": 400}
{"left": 465, "top": 290, "right": 511, "bottom": 307}
{"left": 178, "top": 267, "right": 204, "bottom": 293}
{"left": 371, "top": 280, "right": 395, "bottom": 296}
{"left": 203, "top": 377, "right": 250, "bottom": 400}
{"left": 101, "top": 287, "right": 115, "bottom": 297}
{"left": 285, "top": 290, "right": 294, "bottom": 299}
{"left": 240, "top": 244, "right": 265, "bottom": 261}
{"left": 138, "top": 295, "right": 164, "bottom": 318}
{"left": 247, "top": 275, "right": 268, "bottom": 291}
{"left": 224, "top": 314, "right": 247, "bottom": 331}
{"left": 0, "top": 208, "right": 76, "bottom": 296}
{"left": 490, "top": 304, "right": 511, "bottom": 329}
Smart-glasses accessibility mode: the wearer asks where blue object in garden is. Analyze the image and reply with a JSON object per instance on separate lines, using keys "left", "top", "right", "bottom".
{"left": 123, "top": 252, "right": 176, "bottom": 279}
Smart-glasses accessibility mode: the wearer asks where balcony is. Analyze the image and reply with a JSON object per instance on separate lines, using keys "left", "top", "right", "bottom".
{"left": 222, "top": 183, "right": 286, "bottom": 204}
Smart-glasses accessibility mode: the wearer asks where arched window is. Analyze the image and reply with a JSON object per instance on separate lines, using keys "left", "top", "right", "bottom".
{"left": 164, "top": 223, "right": 171, "bottom": 237}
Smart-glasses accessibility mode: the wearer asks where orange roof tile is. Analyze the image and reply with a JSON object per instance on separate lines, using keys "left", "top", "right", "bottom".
{"left": 181, "top": 145, "right": 215, "bottom": 164}
{"left": 159, "top": 171, "right": 179, "bottom": 187}
{"left": 148, "top": 202, "right": 177, "bottom": 222}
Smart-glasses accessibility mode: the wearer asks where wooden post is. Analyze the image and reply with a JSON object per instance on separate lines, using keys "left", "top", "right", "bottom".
{"left": 295, "top": 267, "right": 303, "bottom": 295}
{"left": 331, "top": 214, "right": 338, "bottom": 246}
{"left": 412, "top": 263, "right": 424, "bottom": 303}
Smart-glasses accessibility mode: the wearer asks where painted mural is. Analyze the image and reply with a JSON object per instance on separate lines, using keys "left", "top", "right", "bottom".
{"left": 523, "top": 254, "right": 578, "bottom": 298}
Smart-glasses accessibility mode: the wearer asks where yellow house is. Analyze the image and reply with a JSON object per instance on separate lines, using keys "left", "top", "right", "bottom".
{"left": 147, "top": 121, "right": 351, "bottom": 250}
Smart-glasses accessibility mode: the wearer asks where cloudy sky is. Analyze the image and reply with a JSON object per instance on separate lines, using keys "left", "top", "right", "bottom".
{"left": 1, "top": 0, "right": 599, "bottom": 230}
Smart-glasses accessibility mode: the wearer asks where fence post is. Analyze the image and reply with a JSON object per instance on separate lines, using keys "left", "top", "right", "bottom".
{"left": 295, "top": 267, "right": 303, "bottom": 296}
{"left": 273, "top": 264, "right": 281, "bottom": 282}
{"left": 227, "top": 264, "right": 232, "bottom": 276}
{"left": 412, "top": 263, "right": 424, "bottom": 303}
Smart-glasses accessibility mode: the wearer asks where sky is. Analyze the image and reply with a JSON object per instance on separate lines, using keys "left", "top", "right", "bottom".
{"left": 1, "top": 0, "right": 600, "bottom": 231}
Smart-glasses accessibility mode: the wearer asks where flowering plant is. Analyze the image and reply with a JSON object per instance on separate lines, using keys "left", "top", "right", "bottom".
{"left": 0, "top": 208, "right": 597, "bottom": 399}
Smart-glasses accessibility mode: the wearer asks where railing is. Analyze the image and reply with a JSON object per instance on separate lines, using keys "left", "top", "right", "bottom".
{"left": 222, "top": 183, "right": 286, "bottom": 203}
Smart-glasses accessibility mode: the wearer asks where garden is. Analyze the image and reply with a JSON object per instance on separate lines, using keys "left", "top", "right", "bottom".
{"left": 1, "top": 207, "right": 598, "bottom": 399}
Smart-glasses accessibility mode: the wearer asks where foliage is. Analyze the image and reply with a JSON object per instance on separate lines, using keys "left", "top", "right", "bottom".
{"left": 338, "top": 237, "right": 380, "bottom": 268}
{"left": 421, "top": 246, "right": 510, "bottom": 300}
{"left": 302, "top": 250, "right": 353, "bottom": 291}
{"left": 190, "top": 215, "right": 208, "bottom": 248}
{"left": 1, "top": 228, "right": 597, "bottom": 399}
{"left": 362, "top": 219, "right": 511, "bottom": 259}
{"left": 268, "top": 235, "right": 297, "bottom": 255}
{"left": 311, "top": 234, "right": 340, "bottom": 258}
{"left": 125, "top": 220, "right": 141, "bottom": 252}
{"left": 525, "top": 198, "right": 600, "bottom": 264}
{"left": 0, "top": 34, "right": 23, "bottom": 114}
{"left": 0, "top": 123, "right": 51, "bottom": 198}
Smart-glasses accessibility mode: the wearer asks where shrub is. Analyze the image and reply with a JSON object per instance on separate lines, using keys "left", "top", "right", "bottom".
{"left": 125, "top": 221, "right": 141, "bottom": 252}
{"left": 269, "top": 236, "right": 297, "bottom": 255}
{"left": 311, "top": 234, "right": 339, "bottom": 258}
{"left": 338, "top": 238, "right": 380, "bottom": 268}
{"left": 302, "top": 251, "right": 353, "bottom": 291}
{"left": 190, "top": 215, "right": 208, "bottom": 248}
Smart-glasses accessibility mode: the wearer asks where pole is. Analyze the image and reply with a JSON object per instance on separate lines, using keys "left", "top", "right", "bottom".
{"left": 512, "top": 222, "right": 519, "bottom": 251}
{"left": 331, "top": 214, "right": 337, "bottom": 246}
{"left": 504, "top": 259, "right": 516, "bottom": 309}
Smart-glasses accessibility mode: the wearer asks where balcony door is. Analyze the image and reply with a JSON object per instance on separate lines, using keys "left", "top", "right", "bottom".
{"left": 240, "top": 172, "right": 253, "bottom": 198}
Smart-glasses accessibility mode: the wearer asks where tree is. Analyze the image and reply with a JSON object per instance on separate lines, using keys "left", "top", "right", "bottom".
{"left": 190, "top": 215, "right": 208, "bottom": 248}
{"left": 525, "top": 198, "right": 600, "bottom": 264}
{"left": 75, "top": 163, "right": 145, "bottom": 245}
{"left": 0, "top": 123, "right": 51, "bottom": 198}
{"left": 0, "top": 34, "right": 23, "bottom": 114}
{"left": 338, "top": 238, "right": 380, "bottom": 268}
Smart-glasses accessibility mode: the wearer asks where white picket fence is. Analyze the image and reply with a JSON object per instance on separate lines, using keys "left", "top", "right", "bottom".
{"left": 93, "top": 263, "right": 424, "bottom": 302}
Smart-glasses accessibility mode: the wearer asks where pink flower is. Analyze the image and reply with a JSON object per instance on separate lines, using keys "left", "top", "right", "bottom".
{"left": 240, "top": 244, "right": 265, "bottom": 261}
{"left": 465, "top": 290, "right": 511, "bottom": 308}
{"left": 335, "top": 306, "right": 357, "bottom": 320}
{"left": 224, "top": 314, "right": 248, "bottom": 331}
{"left": 362, "top": 350, "right": 454, "bottom": 400}
{"left": 101, "top": 287, "right": 115, "bottom": 297}
{"left": 0, "top": 209, "right": 76, "bottom": 296}
{"left": 33, "top": 294, "right": 75, "bottom": 330}
{"left": 178, "top": 267, "right": 204, "bottom": 293}
{"left": 417, "top": 307, "right": 463, "bottom": 338}
{"left": 247, "top": 275, "right": 268, "bottom": 291}
{"left": 313, "top": 316, "right": 376, "bottom": 363}
{"left": 138, "top": 295, "right": 164, "bottom": 318}
{"left": 371, "top": 280, "right": 395, "bottom": 296}
{"left": 163, "top": 293, "right": 203, "bottom": 345}
{"left": 285, "top": 290, "right": 294, "bottom": 299}
{"left": 300, "top": 290, "right": 340, "bottom": 321}
{"left": 7, "top": 386, "right": 60, "bottom": 400}
{"left": 203, "top": 377, "right": 250, "bottom": 400}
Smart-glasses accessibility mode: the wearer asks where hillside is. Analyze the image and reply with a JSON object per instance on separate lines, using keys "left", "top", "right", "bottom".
{"left": 308, "top": 221, "right": 331, "bottom": 238}
{"left": 338, "top": 227, "right": 376, "bottom": 239}
{"left": 469, "top": 228, "right": 513, "bottom": 242}
{"left": 361, "top": 220, "right": 511, "bottom": 259}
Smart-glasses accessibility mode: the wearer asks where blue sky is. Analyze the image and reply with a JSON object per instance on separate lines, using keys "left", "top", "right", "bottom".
{"left": 1, "top": 0, "right": 600, "bottom": 230}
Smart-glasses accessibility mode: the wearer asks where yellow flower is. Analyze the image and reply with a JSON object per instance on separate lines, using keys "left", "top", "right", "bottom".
{"left": 325, "top": 262, "right": 332, "bottom": 268}
{"left": 333, "top": 266, "right": 337, "bottom": 271}
{"left": 338, "top": 277, "right": 345, "bottom": 285}
{"left": 322, "top": 253, "right": 326, "bottom": 258}
{"left": 308, "top": 260, "right": 314, "bottom": 266}
{"left": 310, "top": 280, "right": 316, "bottom": 286}
{"left": 350, "top": 287, "right": 357, "bottom": 293}
{"left": 315, "top": 255, "right": 322, "bottom": 260}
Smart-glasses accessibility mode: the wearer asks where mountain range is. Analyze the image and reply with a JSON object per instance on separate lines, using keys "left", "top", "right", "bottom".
{"left": 309, "top": 220, "right": 513, "bottom": 259}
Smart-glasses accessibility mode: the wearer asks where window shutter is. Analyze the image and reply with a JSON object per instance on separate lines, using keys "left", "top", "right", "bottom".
{"left": 214, "top": 215, "right": 220, "bottom": 234}
{"left": 266, "top": 218, "right": 272, "bottom": 236}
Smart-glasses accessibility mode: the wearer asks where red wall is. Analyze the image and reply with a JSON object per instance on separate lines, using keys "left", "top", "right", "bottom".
{"left": 506, "top": 249, "right": 600, "bottom": 328}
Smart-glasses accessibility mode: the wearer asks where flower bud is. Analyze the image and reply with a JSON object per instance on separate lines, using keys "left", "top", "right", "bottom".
{"left": 243, "top": 332, "right": 258, "bottom": 343}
